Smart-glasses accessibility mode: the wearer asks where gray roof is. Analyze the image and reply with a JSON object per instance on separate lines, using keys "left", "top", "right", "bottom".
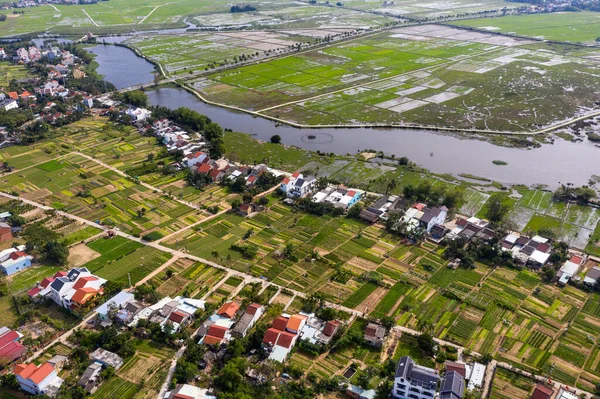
{"left": 370, "top": 195, "right": 389, "bottom": 209}
{"left": 395, "top": 356, "right": 439, "bottom": 389}
{"left": 90, "top": 348, "right": 123, "bottom": 369}
{"left": 440, "top": 371, "right": 464, "bottom": 399}
{"left": 77, "top": 362, "right": 102, "bottom": 387}
{"left": 586, "top": 266, "right": 600, "bottom": 281}
{"left": 231, "top": 312, "right": 254, "bottom": 336}
{"left": 50, "top": 277, "right": 69, "bottom": 292}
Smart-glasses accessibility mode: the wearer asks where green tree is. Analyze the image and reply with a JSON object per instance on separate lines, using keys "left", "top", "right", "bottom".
{"left": 123, "top": 90, "right": 149, "bottom": 107}
{"left": 486, "top": 195, "right": 510, "bottom": 223}
{"left": 42, "top": 241, "right": 69, "bottom": 265}
{"left": 270, "top": 135, "right": 282, "bottom": 144}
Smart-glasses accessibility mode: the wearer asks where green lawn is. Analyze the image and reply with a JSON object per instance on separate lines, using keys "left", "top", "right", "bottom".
{"left": 451, "top": 12, "right": 600, "bottom": 43}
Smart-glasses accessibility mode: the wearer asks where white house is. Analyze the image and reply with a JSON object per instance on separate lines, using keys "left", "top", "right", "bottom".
{"left": 126, "top": 107, "right": 151, "bottom": 121}
{"left": 0, "top": 99, "right": 18, "bottom": 111}
{"left": 184, "top": 151, "right": 208, "bottom": 168}
{"left": 168, "top": 384, "right": 216, "bottom": 399}
{"left": 83, "top": 96, "right": 94, "bottom": 108}
{"left": 419, "top": 206, "right": 448, "bottom": 232}
{"left": 557, "top": 255, "right": 583, "bottom": 286}
{"left": 280, "top": 171, "right": 316, "bottom": 198}
{"left": 392, "top": 356, "right": 439, "bottom": 399}
{"left": 15, "top": 362, "right": 64, "bottom": 397}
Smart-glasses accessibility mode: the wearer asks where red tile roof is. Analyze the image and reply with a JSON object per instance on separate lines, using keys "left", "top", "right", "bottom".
{"left": 291, "top": 171, "right": 300, "bottom": 178}
{"left": 531, "top": 384, "right": 554, "bottom": 399}
{"left": 40, "top": 277, "right": 55, "bottom": 288}
{"left": 272, "top": 316, "right": 288, "bottom": 331}
{"left": 282, "top": 177, "right": 290, "bottom": 185}
{"left": 276, "top": 331, "right": 296, "bottom": 349}
{"left": 536, "top": 243, "right": 551, "bottom": 253}
{"left": 9, "top": 252, "right": 26, "bottom": 260}
{"left": 263, "top": 328, "right": 280, "bottom": 346}
{"left": 445, "top": 361, "right": 466, "bottom": 378}
{"left": 0, "top": 330, "right": 19, "bottom": 349}
{"left": 27, "top": 287, "right": 41, "bottom": 297}
{"left": 323, "top": 320, "right": 340, "bottom": 337}
{"left": 413, "top": 203, "right": 426, "bottom": 211}
{"left": 570, "top": 255, "right": 583, "bottom": 265}
{"left": 347, "top": 190, "right": 356, "bottom": 197}
{"left": 246, "top": 303, "right": 262, "bottom": 316}
{"left": 0, "top": 341, "right": 26, "bottom": 362}
{"left": 0, "top": 226, "right": 10, "bottom": 234}
{"left": 217, "top": 302, "right": 240, "bottom": 319}
{"left": 8, "top": 92, "right": 18, "bottom": 100}
{"left": 53, "top": 271, "right": 67, "bottom": 278}
{"left": 73, "top": 275, "right": 97, "bottom": 290}
{"left": 197, "top": 163, "right": 212, "bottom": 174}
{"left": 208, "top": 169, "right": 221, "bottom": 178}
{"left": 247, "top": 175, "right": 257, "bottom": 184}
{"left": 20, "top": 363, "right": 54, "bottom": 384}
{"left": 203, "top": 335, "right": 223, "bottom": 346}
{"left": 207, "top": 325, "right": 228, "bottom": 339}
{"left": 169, "top": 310, "right": 190, "bottom": 324}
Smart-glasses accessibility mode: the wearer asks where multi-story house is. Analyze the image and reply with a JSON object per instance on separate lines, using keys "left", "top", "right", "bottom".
{"left": 393, "top": 356, "right": 439, "bottom": 399}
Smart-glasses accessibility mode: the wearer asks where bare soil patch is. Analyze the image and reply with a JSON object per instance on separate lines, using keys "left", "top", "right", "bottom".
{"left": 67, "top": 243, "right": 100, "bottom": 267}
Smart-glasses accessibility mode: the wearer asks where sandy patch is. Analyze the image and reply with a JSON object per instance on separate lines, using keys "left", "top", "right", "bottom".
{"left": 68, "top": 243, "right": 100, "bottom": 267}
{"left": 21, "top": 188, "right": 52, "bottom": 200}
{"left": 389, "top": 99, "right": 427, "bottom": 113}
{"left": 360, "top": 152, "right": 377, "bottom": 160}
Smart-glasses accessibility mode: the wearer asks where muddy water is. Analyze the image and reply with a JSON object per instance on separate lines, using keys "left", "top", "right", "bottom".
{"left": 88, "top": 42, "right": 600, "bottom": 188}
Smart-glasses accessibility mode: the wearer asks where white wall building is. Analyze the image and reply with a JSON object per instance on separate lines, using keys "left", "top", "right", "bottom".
{"left": 393, "top": 356, "right": 439, "bottom": 399}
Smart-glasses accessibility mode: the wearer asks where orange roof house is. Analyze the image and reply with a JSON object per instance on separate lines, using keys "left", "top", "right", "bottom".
{"left": 203, "top": 325, "right": 229, "bottom": 346}
{"left": 272, "top": 316, "right": 288, "bottom": 331}
{"left": 262, "top": 328, "right": 281, "bottom": 346}
{"left": 285, "top": 314, "right": 307, "bottom": 333}
{"left": 217, "top": 302, "right": 240, "bottom": 319}
{"left": 276, "top": 331, "right": 296, "bottom": 349}
{"left": 7, "top": 92, "right": 18, "bottom": 100}
{"left": 73, "top": 275, "right": 98, "bottom": 290}
{"left": 71, "top": 287, "right": 98, "bottom": 306}
{"left": 16, "top": 362, "right": 54, "bottom": 384}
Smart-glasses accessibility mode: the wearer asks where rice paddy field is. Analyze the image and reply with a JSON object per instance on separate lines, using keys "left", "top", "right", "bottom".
{"left": 187, "top": 24, "right": 600, "bottom": 132}
{"left": 451, "top": 11, "right": 600, "bottom": 43}
{"left": 78, "top": 235, "right": 172, "bottom": 285}
{"left": 124, "top": 31, "right": 316, "bottom": 78}
{"left": 336, "top": 0, "right": 529, "bottom": 19}
{"left": 0, "top": 152, "right": 203, "bottom": 237}
{"left": 0, "top": 0, "right": 390, "bottom": 37}
{"left": 0, "top": 0, "right": 265, "bottom": 36}
{"left": 189, "top": 5, "right": 396, "bottom": 30}
{"left": 0, "top": 62, "right": 32, "bottom": 87}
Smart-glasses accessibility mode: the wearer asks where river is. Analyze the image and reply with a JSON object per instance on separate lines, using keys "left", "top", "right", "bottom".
{"left": 87, "top": 42, "right": 600, "bottom": 189}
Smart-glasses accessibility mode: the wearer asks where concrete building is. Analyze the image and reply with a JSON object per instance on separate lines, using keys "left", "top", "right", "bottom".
{"left": 89, "top": 348, "right": 123, "bottom": 370}
{"left": 77, "top": 362, "right": 102, "bottom": 394}
{"left": 168, "top": 384, "right": 216, "bottom": 399}
{"left": 440, "top": 371, "right": 464, "bottom": 399}
{"left": 280, "top": 171, "right": 316, "bottom": 198}
{"left": 392, "top": 356, "right": 439, "bottom": 399}
{"left": 14, "top": 362, "right": 63, "bottom": 396}
{"left": 0, "top": 251, "right": 33, "bottom": 276}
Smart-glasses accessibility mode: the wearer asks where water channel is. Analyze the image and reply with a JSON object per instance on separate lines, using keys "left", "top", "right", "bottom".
{"left": 87, "top": 42, "right": 600, "bottom": 189}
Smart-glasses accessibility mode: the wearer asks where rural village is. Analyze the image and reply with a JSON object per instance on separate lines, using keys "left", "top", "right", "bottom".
{"left": 2, "top": 0, "right": 600, "bottom": 399}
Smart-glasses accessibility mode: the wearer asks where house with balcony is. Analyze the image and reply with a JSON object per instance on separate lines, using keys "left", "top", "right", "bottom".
{"left": 392, "top": 356, "right": 439, "bottom": 399}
